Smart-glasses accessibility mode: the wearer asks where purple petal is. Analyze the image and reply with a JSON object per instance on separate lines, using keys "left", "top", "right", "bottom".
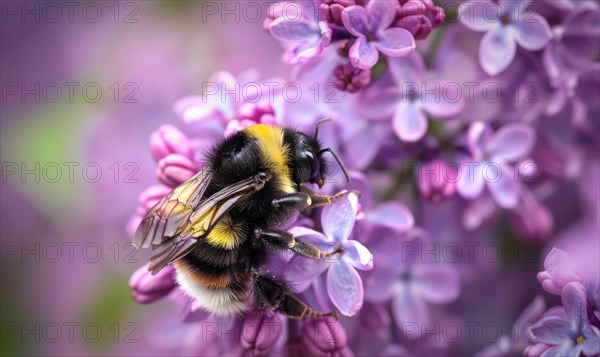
{"left": 292, "top": 38, "right": 326, "bottom": 64}
{"left": 479, "top": 27, "right": 516, "bottom": 76}
{"left": 463, "top": 194, "right": 498, "bottom": 230}
{"left": 343, "top": 240, "right": 373, "bottom": 271}
{"left": 182, "top": 299, "right": 211, "bottom": 323}
{"left": 420, "top": 80, "right": 465, "bottom": 118}
{"left": 327, "top": 260, "right": 364, "bottom": 316}
{"left": 581, "top": 326, "right": 600, "bottom": 356}
{"left": 513, "top": 296, "right": 546, "bottom": 340}
{"left": 467, "top": 122, "right": 494, "bottom": 159}
{"left": 349, "top": 37, "right": 380, "bottom": 69}
{"left": 541, "top": 344, "right": 581, "bottom": 357}
{"left": 561, "top": 282, "right": 588, "bottom": 332}
{"left": 530, "top": 317, "right": 574, "bottom": 344}
{"left": 321, "top": 192, "right": 358, "bottom": 243}
{"left": 487, "top": 123, "right": 536, "bottom": 163}
{"left": 392, "top": 285, "right": 429, "bottom": 336}
{"left": 388, "top": 53, "right": 426, "bottom": 84}
{"left": 367, "top": 0, "right": 398, "bottom": 32}
{"left": 512, "top": 13, "right": 551, "bottom": 51}
{"left": 458, "top": 0, "right": 501, "bottom": 32}
{"left": 374, "top": 27, "right": 416, "bottom": 57}
{"left": 341, "top": 5, "right": 369, "bottom": 37}
{"left": 486, "top": 163, "right": 520, "bottom": 208}
{"left": 347, "top": 171, "right": 373, "bottom": 213}
{"left": 392, "top": 101, "right": 428, "bottom": 142}
{"left": 498, "top": 0, "right": 531, "bottom": 14}
{"left": 363, "top": 268, "right": 396, "bottom": 303}
{"left": 360, "top": 87, "right": 402, "bottom": 120}
{"left": 174, "top": 96, "right": 222, "bottom": 124}
{"left": 287, "top": 256, "right": 331, "bottom": 292}
{"left": 241, "top": 311, "right": 283, "bottom": 356}
{"left": 413, "top": 265, "right": 461, "bottom": 304}
{"left": 269, "top": 17, "right": 317, "bottom": 41}
{"left": 129, "top": 263, "right": 176, "bottom": 304}
{"left": 366, "top": 202, "right": 414, "bottom": 232}
{"left": 456, "top": 160, "right": 485, "bottom": 199}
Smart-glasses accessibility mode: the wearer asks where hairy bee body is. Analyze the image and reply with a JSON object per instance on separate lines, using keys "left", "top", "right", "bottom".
{"left": 135, "top": 123, "right": 349, "bottom": 318}
{"left": 176, "top": 125, "right": 313, "bottom": 315}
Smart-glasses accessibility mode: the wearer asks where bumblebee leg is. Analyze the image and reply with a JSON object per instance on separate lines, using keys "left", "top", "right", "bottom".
{"left": 253, "top": 273, "right": 337, "bottom": 319}
{"left": 271, "top": 192, "right": 312, "bottom": 211}
{"left": 255, "top": 228, "right": 341, "bottom": 260}
{"left": 300, "top": 187, "right": 360, "bottom": 208}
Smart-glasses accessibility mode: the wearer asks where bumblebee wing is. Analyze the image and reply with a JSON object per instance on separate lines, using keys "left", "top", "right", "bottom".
{"left": 133, "top": 169, "right": 212, "bottom": 250}
{"left": 143, "top": 173, "right": 268, "bottom": 275}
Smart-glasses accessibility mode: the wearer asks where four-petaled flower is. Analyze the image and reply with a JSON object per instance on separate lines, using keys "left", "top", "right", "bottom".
{"left": 457, "top": 121, "right": 536, "bottom": 209}
{"left": 342, "top": 0, "right": 416, "bottom": 69}
{"left": 366, "top": 53, "right": 464, "bottom": 142}
{"left": 459, "top": 0, "right": 552, "bottom": 75}
{"left": 268, "top": 1, "right": 333, "bottom": 64}
{"left": 287, "top": 192, "right": 373, "bottom": 316}
{"left": 528, "top": 282, "right": 600, "bottom": 357}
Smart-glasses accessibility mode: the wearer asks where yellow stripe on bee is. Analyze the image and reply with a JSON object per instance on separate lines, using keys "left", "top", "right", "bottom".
{"left": 206, "top": 215, "right": 246, "bottom": 250}
{"left": 244, "top": 124, "right": 295, "bottom": 193}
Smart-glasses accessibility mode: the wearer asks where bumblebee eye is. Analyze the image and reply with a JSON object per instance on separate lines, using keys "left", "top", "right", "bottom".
{"left": 304, "top": 151, "right": 320, "bottom": 182}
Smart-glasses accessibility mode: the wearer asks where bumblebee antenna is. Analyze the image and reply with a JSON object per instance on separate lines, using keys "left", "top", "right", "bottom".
{"left": 314, "top": 118, "right": 332, "bottom": 139}
{"left": 319, "top": 147, "right": 351, "bottom": 183}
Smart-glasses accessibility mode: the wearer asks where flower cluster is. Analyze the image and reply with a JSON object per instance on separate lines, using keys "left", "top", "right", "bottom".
{"left": 128, "top": 0, "right": 600, "bottom": 355}
{"left": 265, "top": 0, "right": 445, "bottom": 93}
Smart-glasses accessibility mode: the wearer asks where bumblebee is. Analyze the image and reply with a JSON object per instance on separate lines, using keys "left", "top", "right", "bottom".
{"left": 133, "top": 120, "right": 353, "bottom": 318}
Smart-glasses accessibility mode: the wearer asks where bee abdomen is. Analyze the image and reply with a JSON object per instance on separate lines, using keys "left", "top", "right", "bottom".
{"left": 174, "top": 260, "right": 250, "bottom": 316}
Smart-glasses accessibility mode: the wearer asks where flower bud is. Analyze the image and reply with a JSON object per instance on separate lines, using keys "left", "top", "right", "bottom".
{"left": 129, "top": 263, "right": 176, "bottom": 304}
{"left": 319, "top": 0, "right": 357, "bottom": 26}
{"left": 395, "top": 0, "right": 445, "bottom": 40}
{"left": 536, "top": 248, "right": 583, "bottom": 295}
{"left": 149, "top": 125, "right": 193, "bottom": 162}
{"left": 238, "top": 101, "right": 277, "bottom": 124}
{"left": 241, "top": 310, "right": 284, "bottom": 356}
{"left": 334, "top": 63, "right": 371, "bottom": 93}
{"left": 127, "top": 185, "right": 172, "bottom": 236}
{"left": 509, "top": 204, "right": 553, "bottom": 242}
{"left": 156, "top": 153, "right": 198, "bottom": 188}
{"left": 416, "top": 160, "right": 457, "bottom": 203}
{"left": 302, "top": 317, "right": 352, "bottom": 357}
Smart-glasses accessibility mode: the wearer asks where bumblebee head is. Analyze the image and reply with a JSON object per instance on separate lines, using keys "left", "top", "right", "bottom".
{"left": 291, "top": 119, "right": 351, "bottom": 189}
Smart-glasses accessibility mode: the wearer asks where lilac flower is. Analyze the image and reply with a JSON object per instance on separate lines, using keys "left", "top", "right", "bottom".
{"left": 267, "top": 1, "right": 333, "bottom": 64}
{"left": 542, "top": 5, "right": 600, "bottom": 117}
{"left": 155, "top": 153, "right": 198, "bottom": 188}
{"left": 174, "top": 71, "right": 282, "bottom": 138}
{"left": 456, "top": 121, "right": 536, "bottom": 209}
{"left": 341, "top": 0, "right": 416, "bottom": 69}
{"left": 537, "top": 248, "right": 583, "bottom": 296}
{"left": 508, "top": 202, "right": 553, "bottom": 242}
{"left": 241, "top": 310, "right": 284, "bottom": 356}
{"left": 364, "top": 53, "right": 464, "bottom": 142}
{"left": 302, "top": 317, "right": 352, "bottom": 356}
{"left": 364, "top": 228, "right": 461, "bottom": 337}
{"left": 416, "top": 159, "right": 458, "bottom": 203}
{"left": 474, "top": 295, "right": 546, "bottom": 357}
{"left": 149, "top": 125, "right": 194, "bottom": 163}
{"left": 319, "top": 0, "right": 357, "bottom": 26}
{"left": 129, "top": 263, "right": 177, "bottom": 304}
{"left": 333, "top": 62, "right": 372, "bottom": 93}
{"left": 528, "top": 282, "right": 600, "bottom": 357}
{"left": 287, "top": 193, "right": 373, "bottom": 316}
{"left": 459, "top": 0, "right": 552, "bottom": 75}
{"left": 394, "top": 0, "right": 446, "bottom": 40}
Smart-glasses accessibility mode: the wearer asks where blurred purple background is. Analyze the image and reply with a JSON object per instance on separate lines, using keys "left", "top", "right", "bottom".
{"left": 1, "top": 1, "right": 288, "bottom": 355}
